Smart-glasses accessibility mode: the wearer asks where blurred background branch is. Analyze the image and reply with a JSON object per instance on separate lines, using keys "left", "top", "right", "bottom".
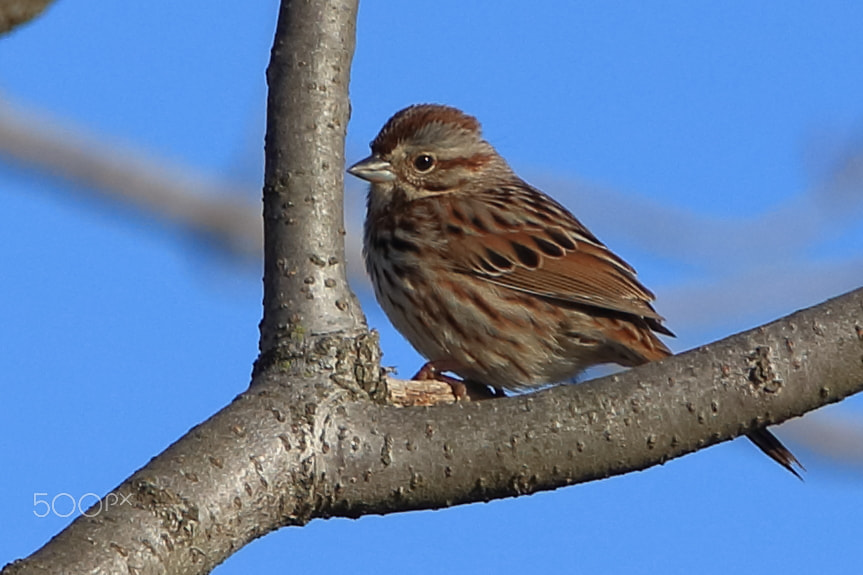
{"left": 0, "top": 98, "right": 261, "bottom": 260}
{"left": 0, "top": 0, "right": 53, "bottom": 35}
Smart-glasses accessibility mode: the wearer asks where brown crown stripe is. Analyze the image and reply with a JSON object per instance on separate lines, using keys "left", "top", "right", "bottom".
{"left": 372, "top": 104, "right": 481, "bottom": 156}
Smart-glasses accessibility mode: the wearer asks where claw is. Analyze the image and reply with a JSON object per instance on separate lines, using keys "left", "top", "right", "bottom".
{"left": 412, "top": 362, "right": 497, "bottom": 401}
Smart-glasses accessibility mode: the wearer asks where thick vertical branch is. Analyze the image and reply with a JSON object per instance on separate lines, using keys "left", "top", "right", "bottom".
{"left": 259, "top": 0, "right": 365, "bottom": 367}
{"left": 4, "top": 2, "right": 373, "bottom": 574}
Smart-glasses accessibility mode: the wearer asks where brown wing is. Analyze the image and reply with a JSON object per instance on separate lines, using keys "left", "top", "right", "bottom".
{"left": 440, "top": 184, "right": 673, "bottom": 334}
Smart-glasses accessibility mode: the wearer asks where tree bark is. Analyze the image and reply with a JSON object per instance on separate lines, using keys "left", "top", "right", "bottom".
{"left": 4, "top": 1, "right": 863, "bottom": 573}
{"left": 258, "top": 0, "right": 368, "bottom": 359}
{"left": 6, "top": 287, "right": 863, "bottom": 573}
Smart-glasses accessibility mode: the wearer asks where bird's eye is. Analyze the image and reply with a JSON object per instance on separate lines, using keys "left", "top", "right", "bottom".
{"left": 413, "top": 154, "right": 435, "bottom": 172}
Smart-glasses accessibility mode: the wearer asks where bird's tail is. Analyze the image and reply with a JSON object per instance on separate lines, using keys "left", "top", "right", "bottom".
{"left": 746, "top": 427, "right": 805, "bottom": 479}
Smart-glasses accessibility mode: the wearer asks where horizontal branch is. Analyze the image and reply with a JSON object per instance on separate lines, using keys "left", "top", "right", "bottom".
{"left": 317, "top": 287, "right": 863, "bottom": 516}
{"left": 8, "top": 288, "right": 861, "bottom": 573}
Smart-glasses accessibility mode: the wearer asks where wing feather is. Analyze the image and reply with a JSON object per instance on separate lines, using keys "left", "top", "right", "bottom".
{"left": 440, "top": 186, "right": 671, "bottom": 331}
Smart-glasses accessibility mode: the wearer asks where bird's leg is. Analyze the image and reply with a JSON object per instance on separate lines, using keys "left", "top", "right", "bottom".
{"left": 413, "top": 360, "right": 468, "bottom": 398}
{"left": 412, "top": 361, "right": 497, "bottom": 401}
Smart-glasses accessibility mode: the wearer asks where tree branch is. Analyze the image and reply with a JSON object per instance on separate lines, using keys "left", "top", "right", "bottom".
{"left": 0, "top": 0, "right": 53, "bottom": 35}
{"left": 318, "top": 289, "right": 863, "bottom": 515}
{"left": 258, "top": 0, "right": 365, "bottom": 360}
{"left": 0, "top": 99, "right": 262, "bottom": 260}
{"left": 7, "top": 288, "right": 861, "bottom": 573}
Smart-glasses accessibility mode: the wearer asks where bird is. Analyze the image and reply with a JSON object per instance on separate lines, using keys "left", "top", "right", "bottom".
{"left": 348, "top": 103, "right": 803, "bottom": 478}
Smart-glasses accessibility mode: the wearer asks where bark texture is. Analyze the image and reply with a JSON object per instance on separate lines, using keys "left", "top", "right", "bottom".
{"left": 7, "top": 287, "right": 862, "bottom": 574}
{"left": 259, "top": 0, "right": 366, "bottom": 359}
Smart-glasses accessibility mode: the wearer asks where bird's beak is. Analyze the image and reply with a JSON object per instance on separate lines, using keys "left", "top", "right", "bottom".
{"left": 347, "top": 155, "right": 395, "bottom": 183}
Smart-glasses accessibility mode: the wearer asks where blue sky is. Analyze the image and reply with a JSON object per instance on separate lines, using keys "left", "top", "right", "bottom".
{"left": 1, "top": 2, "right": 862, "bottom": 573}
